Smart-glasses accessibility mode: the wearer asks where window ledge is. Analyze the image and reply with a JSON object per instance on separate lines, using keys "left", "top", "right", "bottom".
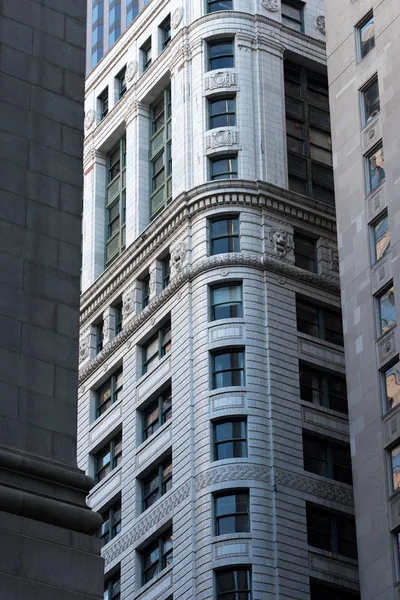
{"left": 211, "top": 533, "right": 252, "bottom": 543}
{"left": 136, "top": 352, "right": 171, "bottom": 385}
{"left": 376, "top": 323, "right": 397, "bottom": 343}
{"left": 89, "top": 398, "right": 123, "bottom": 433}
{"left": 297, "top": 331, "right": 345, "bottom": 353}
{"left": 87, "top": 464, "right": 122, "bottom": 499}
{"left": 135, "top": 564, "right": 173, "bottom": 599}
{"left": 302, "top": 470, "right": 353, "bottom": 491}
{"left": 209, "top": 386, "right": 247, "bottom": 397}
{"left": 100, "top": 530, "right": 122, "bottom": 555}
{"left": 307, "top": 546, "right": 358, "bottom": 565}
{"left": 136, "top": 420, "right": 171, "bottom": 454}
{"left": 137, "top": 486, "right": 174, "bottom": 520}
{"left": 208, "top": 318, "right": 245, "bottom": 327}
{"left": 300, "top": 400, "right": 348, "bottom": 421}
{"left": 361, "top": 111, "right": 380, "bottom": 131}
{"left": 365, "top": 178, "right": 385, "bottom": 200}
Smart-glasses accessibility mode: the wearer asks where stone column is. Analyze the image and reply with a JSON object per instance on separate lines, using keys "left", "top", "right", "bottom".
{"left": 0, "top": 0, "right": 103, "bottom": 598}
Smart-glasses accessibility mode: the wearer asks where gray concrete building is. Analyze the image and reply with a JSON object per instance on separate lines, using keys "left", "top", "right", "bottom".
{"left": 78, "top": 1, "right": 362, "bottom": 598}
{"left": 325, "top": 1, "right": 400, "bottom": 598}
{"left": 0, "top": 0, "right": 103, "bottom": 598}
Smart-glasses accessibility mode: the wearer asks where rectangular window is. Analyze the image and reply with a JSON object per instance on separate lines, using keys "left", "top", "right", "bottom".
{"left": 372, "top": 212, "right": 390, "bottom": 263}
{"left": 212, "top": 349, "right": 245, "bottom": 389}
{"left": 98, "top": 87, "right": 109, "bottom": 120}
{"left": 214, "top": 491, "right": 250, "bottom": 535}
{"left": 282, "top": 0, "right": 304, "bottom": 31}
{"left": 142, "top": 455, "right": 172, "bottom": 511}
{"left": 299, "top": 365, "right": 348, "bottom": 414}
{"left": 159, "top": 15, "right": 171, "bottom": 50}
{"left": 211, "top": 283, "right": 243, "bottom": 320}
{"left": 109, "top": 0, "right": 121, "bottom": 46}
{"left": 116, "top": 66, "right": 127, "bottom": 99}
{"left": 357, "top": 12, "right": 375, "bottom": 60}
{"left": 366, "top": 144, "right": 385, "bottom": 193}
{"left": 142, "top": 322, "right": 172, "bottom": 374}
{"left": 310, "top": 581, "right": 360, "bottom": 600}
{"left": 361, "top": 76, "right": 380, "bottom": 126}
{"left": 210, "top": 217, "right": 240, "bottom": 255}
{"left": 104, "top": 567, "right": 121, "bottom": 600}
{"left": 384, "top": 361, "right": 400, "bottom": 412}
{"left": 141, "top": 37, "right": 152, "bottom": 71}
{"left": 150, "top": 87, "right": 172, "bottom": 219}
{"left": 294, "top": 232, "right": 317, "bottom": 272}
{"left": 210, "top": 154, "right": 238, "bottom": 181}
{"left": 95, "top": 432, "right": 122, "bottom": 483}
{"left": 391, "top": 446, "right": 400, "bottom": 492}
{"left": 214, "top": 418, "right": 247, "bottom": 460}
{"left": 142, "top": 275, "right": 150, "bottom": 309}
{"left": 306, "top": 504, "right": 357, "bottom": 559}
{"left": 216, "top": 568, "right": 251, "bottom": 600}
{"left": 126, "top": 0, "right": 138, "bottom": 25}
{"left": 91, "top": 0, "right": 104, "bottom": 68}
{"left": 208, "top": 0, "right": 233, "bottom": 12}
{"left": 284, "top": 63, "right": 334, "bottom": 205}
{"left": 115, "top": 302, "right": 123, "bottom": 334}
{"left": 96, "top": 368, "right": 123, "bottom": 418}
{"left": 208, "top": 39, "right": 234, "bottom": 71}
{"left": 106, "top": 137, "right": 126, "bottom": 265}
{"left": 303, "top": 434, "right": 352, "bottom": 484}
{"left": 142, "top": 387, "right": 172, "bottom": 441}
{"left": 296, "top": 299, "right": 344, "bottom": 346}
{"left": 98, "top": 498, "right": 121, "bottom": 547}
{"left": 162, "top": 255, "right": 171, "bottom": 289}
{"left": 96, "top": 321, "right": 104, "bottom": 353}
{"left": 377, "top": 285, "right": 396, "bottom": 335}
{"left": 209, "top": 96, "right": 236, "bottom": 129}
{"left": 142, "top": 528, "right": 173, "bottom": 584}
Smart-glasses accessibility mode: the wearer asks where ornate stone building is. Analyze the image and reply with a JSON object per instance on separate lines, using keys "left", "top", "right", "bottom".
{"left": 326, "top": 0, "right": 400, "bottom": 598}
{"left": 79, "top": 1, "right": 361, "bottom": 598}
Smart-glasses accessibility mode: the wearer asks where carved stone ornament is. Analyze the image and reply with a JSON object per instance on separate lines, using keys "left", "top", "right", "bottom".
{"left": 171, "top": 239, "right": 188, "bottom": 277}
{"left": 79, "top": 332, "right": 90, "bottom": 362}
{"left": 316, "top": 15, "right": 326, "bottom": 34}
{"left": 206, "top": 129, "right": 238, "bottom": 150}
{"left": 269, "top": 229, "right": 291, "bottom": 258}
{"left": 261, "top": 0, "right": 280, "bottom": 11}
{"left": 84, "top": 109, "right": 95, "bottom": 131}
{"left": 171, "top": 7, "right": 183, "bottom": 29}
{"left": 205, "top": 71, "right": 237, "bottom": 91}
{"left": 122, "top": 285, "right": 135, "bottom": 319}
{"left": 149, "top": 269, "right": 157, "bottom": 296}
{"left": 331, "top": 249, "right": 339, "bottom": 272}
{"left": 126, "top": 60, "right": 138, "bottom": 82}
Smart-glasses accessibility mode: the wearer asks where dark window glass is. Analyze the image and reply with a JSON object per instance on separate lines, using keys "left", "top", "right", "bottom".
{"left": 367, "top": 145, "right": 385, "bottom": 192}
{"left": 141, "top": 37, "right": 152, "bottom": 71}
{"left": 212, "top": 350, "right": 245, "bottom": 389}
{"left": 303, "top": 434, "right": 352, "bottom": 484}
{"left": 215, "top": 491, "right": 250, "bottom": 535}
{"left": 209, "top": 96, "right": 236, "bottom": 128}
{"left": 294, "top": 233, "right": 317, "bottom": 272}
{"left": 104, "top": 567, "right": 121, "bottom": 600}
{"left": 384, "top": 361, "right": 400, "bottom": 412}
{"left": 214, "top": 419, "right": 247, "bottom": 460}
{"left": 142, "top": 455, "right": 172, "bottom": 511}
{"left": 210, "top": 217, "right": 239, "bottom": 255}
{"left": 307, "top": 505, "right": 357, "bottom": 559}
{"left": 362, "top": 77, "right": 380, "bottom": 125}
{"left": 142, "top": 275, "right": 150, "bottom": 309}
{"left": 99, "top": 87, "right": 108, "bottom": 120}
{"left": 210, "top": 155, "right": 238, "bottom": 180}
{"left": 310, "top": 581, "right": 360, "bottom": 600}
{"left": 372, "top": 212, "right": 390, "bottom": 262}
{"left": 116, "top": 66, "right": 126, "bottom": 99}
{"left": 284, "top": 62, "right": 334, "bottom": 205}
{"left": 115, "top": 303, "right": 123, "bottom": 334}
{"left": 95, "top": 432, "right": 122, "bottom": 483}
{"left": 162, "top": 255, "right": 171, "bottom": 289}
{"left": 378, "top": 285, "right": 396, "bottom": 335}
{"left": 296, "top": 299, "right": 344, "bottom": 346}
{"left": 98, "top": 498, "right": 121, "bottom": 547}
{"left": 160, "top": 15, "right": 171, "bottom": 49}
{"left": 142, "top": 528, "right": 173, "bottom": 584}
{"left": 299, "top": 365, "right": 348, "bottom": 414}
{"left": 208, "top": 0, "right": 233, "bottom": 12}
{"left": 106, "top": 137, "right": 126, "bottom": 265}
{"left": 211, "top": 284, "right": 243, "bottom": 320}
{"left": 358, "top": 14, "right": 375, "bottom": 60}
{"left": 96, "top": 368, "right": 123, "bottom": 418}
{"left": 208, "top": 39, "right": 234, "bottom": 70}
{"left": 282, "top": 0, "right": 304, "bottom": 31}
{"left": 142, "top": 322, "right": 172, "bottom": 374}
{"left": 142, "top": 388, "right": 172, "bottom": 440}
{"left": 97, "top": 321, "right": 104, "bottom": 353}
{"left": 216, "top": 568, "right": 251, "bottom": 600}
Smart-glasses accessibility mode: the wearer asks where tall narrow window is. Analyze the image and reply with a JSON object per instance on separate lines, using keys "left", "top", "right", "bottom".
{"left": 366, "top": 144, "right": 385, "bottom": 193}
{"left": 106, "top": 137, "right": 126, "bottom": 265}
{"left": 282, "top": 0, "right": 304, "bottom": 31}
{"left": 109, "top": 0, "right": 121, "bottom": 46}
{"left": 159, "top": 15, "right": 171, "bottom": 50}
{"left": 141, "top": 455, "right": 172, "bottom": 511}
{"left": 209, "top": 96, "right": 236, "bottom": 129}
{"left": 98, "top": 497, "right": 121, "bottom": 547}
{"left": 372, "top": 212, "right": 390, "bottom": 263}
{"left": 115, "top": 302, "right": 123, "bottom": 334}
{"left": 306, "top": 504, "right": 357, "bottom": 559}
{"left": 116, "top": 66, "right": 127, "bottom": 100}
{"left": 162, "top": 255, "right": 171, "bottom": 289}
{"left": 127, "top": 0, "right": 139, "bottom": 25}
{"left": 216, "top": 568, "right": 251, "bottom": 600}
{"left": 210, "top": 155, "right": 238, "bottom": 180}
{"left": 357, "top": 12, "right": 375, "bottom": 60}
{"left": 212, "top": 349, "right": 245, "bottom": 388}
{"left": 142, "top": 387, "right": 172, "bottom": 441}
{"left": 98, "top": 87, "right": 109, "bottom": 120}
{"left": 142, "top": 274, "right": 150, "bottom": 309}
{"left": 214, "top": 491, "right": 250, "bottom": 535}
{"left": 207, "top": 0, "right": 233, "bottom": 12}
{"left": 377, "top": 285, "right": 396, "bottom": 335}
{"left": 96, "top": 321, "right": 104, "bottom": 353}
{"left": 384, "top": 361, "right": 400, "bottom": 412}
{"left": 391, "top": 445, "right": 400, "bottom": 492}
{"left": 95, "top": 432, "right": 122, "bottom": 483}
{"left": 104, "top": 567, "right": 121, "bottom": 600}
{"left": 361, "top": 77, "right": 380, "bottom": 126}
{"left": 92, "top": 0, "right": 104, "bottom": 68}
{"left": 210, "top": 217, "right": 240, "bottom": 254}
{"left": 294, "top": 233, "right": 317, "bottom": 272}
{"left": 303, "top": 434, "right": 352, "bottom": 484}
{"left": 142, "top": 322, "right": 171, "bottom": 374}
{"left": 142, "top": 528, "right": 173, "bottom": 584}
{"left": 96, "top": 368, "right": 123, "bottom": 418}
{"left": 284, "top": 63, "right": 334, "bottom": 205}
{"left": 211, "top": 283, "right": 243, "bottom": 320}
{"left": 299, "top": 365, "right": 348, "bottom": 414}
{"left": 213, "top": 418, "right": 247, "bottom": 460}
{"left": 141, "top": 37, "right": 152, "bottom": 72}
{"left": 296, "top": 299, "right": 344, "bottom": 346}
{"left": 150, "top": 87, "right": 172, "bottom": 219}
{"left": 208, "top": 39, "right": 234, "bottom": 70}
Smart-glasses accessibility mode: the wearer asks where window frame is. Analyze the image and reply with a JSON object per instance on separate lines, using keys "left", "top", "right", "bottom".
{"left": 95, "top": 431, "right": 122, "bottom": 483}
{"left": 116, "top": 66, "right": 127, "bottom": 100}
{"left": 209, "top": 216, "right": 240, "bottom": 255}
{"left": 214, "top": 490, "right": 250, "bottom": 536}
{"left": 141, "top": 455, "right": 173, "bottom": 512}
{"left": 376, "top": 284, "right": 396, "bottom": 336}
{"left": 390, "top": 445, "right": 400, "bottom": 493}
{"left": 356, "top": 11, "right": 375, "bottom": 62}
{"left": 216, "top": 567, "right": 252, "bottom": 600}
{"left": 106, "top": 136, "right": 126, "bottom": 266}
{"left": 210, "top": 282, "right": 243, "bottom": 321}
{"left": 210, "top": 154, "right": 238, "bottom": 181}
{"left": 207, "top": 0, "right": 233, "bottom": 13}
{"left": 370, "top": 210, "right": 390, "bottom": 264}
{"left": 104, "top": 567, "right": 121, "bottom": 600}
{"left": 96, "top": 320, "right": 104, "bottom": 353}
{"left": 296, "top": 298, "right": 344, "bottom": 346}
{"left": 365, "top": 142, "right": 385, "bottom": 194}
{"left": 294, "top": 232, "right": 317, "bottom": 272}
{"left": 142, "top": 527, "right": 173, "bottom": 585}
{"left": 141, "top": 36, "right": 152, "bottom": 72}
{"left": 150, "top": 87, "right": 172, "bottom": 219}
{"left": 96, "top": 368, "right": 123, "bottom": 418}
{"left": 213, "top": 417, "right": 248, "bottom": 461}
{"left": 211, "top": 348, "right": 245, "bottom": 389}
{"left": 208, "top": 38, "right": 235, "bottom": 71}
{"left": 281, "top": 0, "right": 304, "bottom": 32}
{"left": 162, "top": 255, "right": 171, "bottom": 289}
{"left": 115, "top": 302, "right": 123, "bottom": 334}
{"left": 98, "top": 497, "right": 122, "bottom": 547}
{"left": 98, "top": 87, "right": 109, "bottom": 120}
{"left": 208, "top": 95, "right": 236, "bottom": 129}
{"left": 142, "top": 322, "right": 172, "bottom": 375}
{"left": 299, "top": 364, "right": 348, "bottom": 414}
{"left": 306, "top": 504, "right": 357, "bottom": 559}
{"left": 142, "top": 387, "right": 172, "bottom": 441}
{"left": 360, "top": 75, "right": 380, "bottom": 127}
{"left": 303, "top": 433, "right": 352, "bottom": 485}
{"left": 383, "top": 360, "right": 400, "bottom": 413}
{"left": 159, "top": 14, "right": 171, "bottom": 50}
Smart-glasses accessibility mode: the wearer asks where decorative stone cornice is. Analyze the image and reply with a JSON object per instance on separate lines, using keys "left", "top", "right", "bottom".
{"left": 79, "top": 253, "right": 339, "bottom": 384}
{"left": 276, "top": 468, "right": 354, "bottom": 507}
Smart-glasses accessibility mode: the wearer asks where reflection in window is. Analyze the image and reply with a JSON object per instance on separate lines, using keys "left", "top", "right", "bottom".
{"left": 213, "top": 418, "right": 247, "bottom": 460}
{"left": 209, "top": 96, "right": 236, "bottom": 129}
{"left": 362, "top": 77, "right": 380, "bottom": 125}
{"left": 212, "top": 349, "right": 245, "bottom": 389}
{"left": 367, "top": 145, "right": 385, "bottom": 192}
{"left": 216, "top": 568, "right": 251, "bottom": 600}
{"left": 210, "top": 217, "right": 239, "bottom": 255}
{"left": 378, "top": 285, "right": 396, "bottom": 335}
{"left": 211, "top": 283, "right": 243, "bottom": 320}
{"left": 96, "top": 369, "right": 123, "bottom": 418}
{"left": 98, "top": 497, "right": 121, "bottom": 547}
{"left": 214, "top": 491, "right": 250, "bottom": 535}
{"left": 391, "top": 446, "right": 400, "bottom": 492}
{"left": 384, "top": 362, "right": 400, "bottom": 411}
{"left": 210, "top": 155, "right": 238, "bottom": 180}
{"left": 207, "top": 0, "right": 233, "bottom": 12}
{"left": 142, "top": 455, "right": 172, "bottom": 511}
{"left": 92, "top": 0, "right": 104, "bottom": 68}
{"left": 95, "top": 432, "right": 122, "bottom": 483}
{"left": 109, "top": 0, "right": 121, "bottom": 46}
{"left": 358, "top": 13, "right": 375, "bottom": 60}
{"left": 142, "top": 322, "right": 172, "bottom": 374}
{"left": 142, "top": 528, "right": 173, "bottom": 584}
{"left": 126, "top": 0, "right": 139, "bottom": 25}
{"left": 208, "top": 39, "right": 234, "bottom": 70}
{"left": 372, "top": 212, "right": 390, "bottom": 262}
{"left": 142, "top": 387, "right": 172, "bottom": 441}
{"left": 150, "top": 87, "right": 172, "bottom": 218}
